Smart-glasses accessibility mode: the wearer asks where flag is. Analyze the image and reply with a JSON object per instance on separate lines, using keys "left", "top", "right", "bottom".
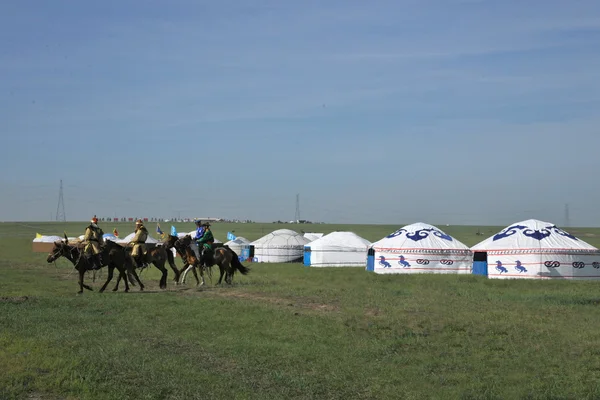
{"left": 227, "top": 232, "right": 236, "bottom": 241}
{"left": 113, "top": 228, "right": 119, "bottom": 237}
{"left": 35, "top": 232, "right": 42, "bottom": 239}
{"left": 156, "top": 223, "right": 164, "bottom": 237}
{"left": 171, "top": 225, "right": 178, "bottom": 237}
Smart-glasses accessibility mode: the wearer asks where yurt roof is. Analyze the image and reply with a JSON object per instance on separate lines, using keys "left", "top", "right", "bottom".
{"left": 307, "top": 231, "right": 371, "bottom": 250}
{"left": 252, "top": 229, "right": 311, "bottom": 246}
{"left": 117, "top": 232, "right": 160, "bottom": 244}
{"left": 225, "top": 237, "right": 251, "bottom": 246}
{"left": 303, "top": 232, "right": 324, "bottom": 241}
{"left": 471, "top": 219, "right": 599, "bottom": 253}
{"left": 371, "top": 222, "right": 470, "bottom": 252}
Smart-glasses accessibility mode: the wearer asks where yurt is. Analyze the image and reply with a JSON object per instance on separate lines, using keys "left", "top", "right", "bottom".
{"left": 225, "top": 236, "right": 251, "bottom": 254}
{"left": 33, "top": 235, "right": 64, "bottom": 243}
{"left": 471, "top": 219, "right": 600, "bottom": 280}
{"left": 251, "top": 229, "right": 311, "bottom": 263}
{"left": 102, "top": 233, "right": 119, "bottom": 242}
{"left": 304, "top": 231, "right": 371, "bottom": 267}
{"left": 303, "top": 232, "right": 324, "bottom": 241}
{"left": 368, "top": 222, "right": 472, "bottom": 274}
{"left": 117, "top": 232, "right": 160, "bottom": 245}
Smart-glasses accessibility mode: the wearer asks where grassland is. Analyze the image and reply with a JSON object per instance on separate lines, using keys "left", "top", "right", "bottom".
{"left": 2, "top": 221, "right": 600, "bottom": 399}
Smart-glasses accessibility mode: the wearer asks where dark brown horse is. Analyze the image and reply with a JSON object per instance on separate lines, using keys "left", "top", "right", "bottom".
{"left": 46, "top": 237, "right": 143, "bottom": 294}
{"left": 176, "top": 235, "right": 250, "bottom": 286}
{"left": 112, "top": 242, "right": 175, "bottom": 290}
{"left": 164, "top": 235, "right": 207, "bottom": 286}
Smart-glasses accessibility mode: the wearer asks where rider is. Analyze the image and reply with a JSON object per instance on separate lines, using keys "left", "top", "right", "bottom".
{"left": 196, "top": 221, "right": 215, "bottom": 266}
{"left": 83, "top": 215, "right": 104, "bottom": 270}
{"left": 130, "top": 219, "right": 148, "bottom": 269}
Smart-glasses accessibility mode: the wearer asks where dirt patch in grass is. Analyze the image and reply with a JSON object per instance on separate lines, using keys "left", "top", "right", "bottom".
{"left": 0, "top": 296, "right": 29, "bottom": 303}
{"left": 219, "top": 291, "right": 340, "bottom": 313}
{"left": 178, "top": 288, "right": 340, "bottom": 313}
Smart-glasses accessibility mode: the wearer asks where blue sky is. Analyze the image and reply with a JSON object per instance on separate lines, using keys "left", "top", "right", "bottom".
{"left": 1, "top": 0, "right": 600, "bottom": 226}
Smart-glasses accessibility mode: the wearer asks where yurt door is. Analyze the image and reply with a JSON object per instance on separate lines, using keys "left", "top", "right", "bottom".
{"left": 472, "top": 251, "right": 488, "bottom": 276}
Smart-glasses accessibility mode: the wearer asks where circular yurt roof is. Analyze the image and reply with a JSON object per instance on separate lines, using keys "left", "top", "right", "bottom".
{"left": 303, "top": 232, "right": 324, "bottom": 241}
{"left": 307, "top": 232, "right": 371, "bottom": 251}
{"left": 252, "top": 229, "right": 311, "bottom": 247}
{"left": 471, "top": 219, "right": 600, "bottom": 253}
{"left": 102, "top": 233, "right": 119, "bottom": 242}
{"left": 117, "top": 232, "right": 160, "bottom": 244}
{"left": 371, "top": 222, "right": 470, "bottom": 253}
{"left": 225, "top": 237, "right": 251, "bottom": 246}
{"left": 33, "top": 235, "right": 64, "bottom": 243}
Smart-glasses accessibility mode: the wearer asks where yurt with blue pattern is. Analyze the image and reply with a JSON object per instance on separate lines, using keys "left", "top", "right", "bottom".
{"left": 471, "top": 219, "right": 600, "bottom": 280}
{"left": 368, "top": 222, "right": 472, "bottom": 274}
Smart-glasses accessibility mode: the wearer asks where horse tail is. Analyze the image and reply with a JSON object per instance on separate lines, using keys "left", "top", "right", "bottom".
{"left": 230, "top": 252, "right": 250, "bottom": 275}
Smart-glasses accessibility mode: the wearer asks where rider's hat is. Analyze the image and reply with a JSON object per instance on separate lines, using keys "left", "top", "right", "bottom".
{"left": 135, "top": 219, "right": 143, "bottom": 225}
{"left": 91, "top": 215, "right": 98, "bottom": 224}
{"left": 202, "top": 221, "right": 211, "bottom": 227}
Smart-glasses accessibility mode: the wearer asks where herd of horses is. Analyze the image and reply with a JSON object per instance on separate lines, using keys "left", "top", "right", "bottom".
{"left": 46, "top": 234, "right": 251, "bottom": 294}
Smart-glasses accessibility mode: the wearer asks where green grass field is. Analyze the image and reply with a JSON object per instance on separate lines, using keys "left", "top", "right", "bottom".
{"left": 3, "top": 221, "right": 600, "bottom": 399}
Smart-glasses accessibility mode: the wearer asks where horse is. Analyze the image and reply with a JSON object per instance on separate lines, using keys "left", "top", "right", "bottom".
{"left": 176, "top": 235, "right": 250, "bottom": 286}
{"left": 163, "top": 235, "right": 210, "bottom": 286}
{"left": 111, "top": 242, "right": 174, "bottom": 290}
{"left": 46, "top": 236, "right": 143, "bottom": 294}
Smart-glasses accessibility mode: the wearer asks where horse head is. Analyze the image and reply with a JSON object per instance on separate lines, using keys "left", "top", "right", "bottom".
{"left": 47, "top": 241, "right": 68, "bottom": 263}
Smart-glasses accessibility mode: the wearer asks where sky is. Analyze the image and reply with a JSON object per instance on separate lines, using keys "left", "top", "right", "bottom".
{"left": 1, "top": 0, "right": 600, "bottom": 226}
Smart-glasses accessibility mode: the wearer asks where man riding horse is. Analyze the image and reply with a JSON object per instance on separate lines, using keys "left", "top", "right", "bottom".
{"left": 195, "top": 221, "right": 215, "bottom": 267}
{"left": 82, "top": 215, "right": 104, "bottom": 270}
{"left": 129, "top": 219, "right": 149, "bottom": 269}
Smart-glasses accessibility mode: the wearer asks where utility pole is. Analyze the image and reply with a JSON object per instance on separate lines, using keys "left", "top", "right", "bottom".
{"left": 56, "top": 179, "right": 66, "bottom": 222}
{"left": 294, "top": 193, "right": 300, "bottom": 222}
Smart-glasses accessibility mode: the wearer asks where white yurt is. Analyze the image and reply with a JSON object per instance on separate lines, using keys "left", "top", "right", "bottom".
{"left": 304, "top": 231, "right": 371, "bottom": 267}
{"left": 117, "top": 232, "right": 160, "bottom": 245}
{"left": 368, "top": 222, "right": 472, "bottom": 274}
{"left": 471, "top": 219, "right": 600, "bottom": 280}
{"left": 33, "top": 235, "right": 65, "bottom": 243}
{"left": 303, "top": 232, "right": 324, "bottom": 241}
{"left": 102, "top": 233, "right": 119, "bottom": 242}
{"left": 251, "top": 229, "right": 311, "bottom": 263}
{"left": 225, "top": 236, "right": 251, "bottom": 254}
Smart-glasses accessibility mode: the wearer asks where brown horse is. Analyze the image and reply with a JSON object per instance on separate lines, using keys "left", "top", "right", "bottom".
{"left": 164, "top": 235, "right": 208, "bottom": 286}
{"left": 112, "top": 242, "right": 175, "bottom": 290}
{"left": 176, "top": 235, "right": 250, "bottom": 286}
{"left": 46, "top": 237, "right": 143, "bottom": 294}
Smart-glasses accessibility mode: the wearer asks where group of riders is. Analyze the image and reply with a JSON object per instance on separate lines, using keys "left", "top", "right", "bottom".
{"left": 82, "top": 215, "right": 215, "bottom": 270}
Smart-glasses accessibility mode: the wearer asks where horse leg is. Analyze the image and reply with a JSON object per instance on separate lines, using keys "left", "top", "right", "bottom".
{"left": 166, "top": 249, "right": 181, "bottom": 283}
{"left": 196, "top": 264, "right": 205, "bottom": 286}
{"left": 217, "top": 266, "right": 225, "bottom": 285}
{"left": 113, "top": 272, "right": 121, "bottom": 292}
{"left": 77, "top": 269, "right": 85, "bottom": 294}
{"left": 154, "top": 260, "right": 168, "bottom": 290}
{"left": 225, "top": 263, "right": 233, "bottom": 285}
{"left": 129, "top": 268, "right": 145, "bottom": 291}
{"left": 99, "top": 265, "right": 116, "bottom": 293}
{"left": 117, "top": 263, "right": 130, "bottom": 292}
{"left": 182, "top": 264, "right": 197, "bottom": 285}
{"left": 78, "top": 268, "right": 93, "bottom": 293}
